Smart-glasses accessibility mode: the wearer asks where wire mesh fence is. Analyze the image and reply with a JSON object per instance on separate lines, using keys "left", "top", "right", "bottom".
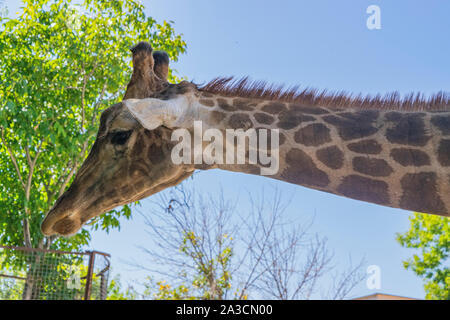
{"left": 0, "top": 246, "right": 110, "bottom": 300}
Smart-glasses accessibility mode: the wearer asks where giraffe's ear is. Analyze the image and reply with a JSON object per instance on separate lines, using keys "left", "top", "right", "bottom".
{"left": 152, "top": 50, "right": 169, "bottom": 81}
{"left": 123, "top": 98, "right": 166, "bottom": 131}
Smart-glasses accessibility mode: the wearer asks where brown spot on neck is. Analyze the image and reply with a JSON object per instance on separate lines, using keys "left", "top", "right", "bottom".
{"left": 400, "top": 172, "right": 446, "bottom": 214}
{"left": 294, "top": 123, "right": 331, "bottom": 146}
{"left": 218, "top": 98, "right": 236, "bottom": 112}
{"left": 228, "top": 113, "right": 253, "bottom": 129}
{"left": 323, "top": 111, "right": 379, "bottom": 141}
{"left": 431, "top": 114, "right": 450, "bottom": 135}
{"left": 316, "top": 146, "right": 344, "bottom": 169}
{"left": 290, "top": 104, "right": 329, "bottom": 115}
{"left": 390, "top": 148, "right": 431, "bottom": 167}
{"left": 437, "top": 139, "right": 450, "bottom": 166}
{"left": 233, "top": 98, "right": 256, "bottom": 111}
{"left": 210, "top": 110, "right": 227, "bottom": 124}
{"left": 277, "top": 111, "right": 315, "bottom": 130}
{"left": 347, "top": 139, "right": 382, "bottom": 155}
{"left": 199, "top": 99, "right": 215, "bottom": 107}
{"left": 262, "top": 102, "right": 287, "bottom": 114}
{"left": 385, "top": 113, "right": 431, "bottom": 146}
{"left": 352, "top": 157, "right": 393, "bottom": 177}
{"left": 337, "top": 175, "right": 390, "bottom": 205}
{"left": 254, "top": 112, "right": 275, "bottom": 125}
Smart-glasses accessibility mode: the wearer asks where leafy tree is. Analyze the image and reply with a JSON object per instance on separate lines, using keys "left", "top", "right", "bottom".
{"left": 0, "top": 253, "right": 24, "bottom": 299}
{"left": 397, "top": 213, "right": 449, "bottom": 300}
{"left": 141, "top": 231, "right": 235, "bottom": 300}
{"left": 106, "top": 275, "right": 138, "bottom": 300}
{"left": 0, "top": 0, "right": 186, "bottom": 251}
{"left": 0, "top": 0, "right": 186, "bottom": 299}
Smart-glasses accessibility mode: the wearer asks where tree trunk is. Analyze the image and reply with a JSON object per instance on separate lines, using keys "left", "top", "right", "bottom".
{"left": 21, "top": 250, "right": 43, "bottom": 300}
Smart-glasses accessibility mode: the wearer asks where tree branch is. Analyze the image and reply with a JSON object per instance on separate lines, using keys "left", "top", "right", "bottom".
{"left": 1, "top": 127, "right": 26, "bottom": 189}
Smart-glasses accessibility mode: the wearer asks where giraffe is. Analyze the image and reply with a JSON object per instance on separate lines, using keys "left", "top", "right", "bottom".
{"left": 41, "top": 42, "right": 450, "bottom": 237}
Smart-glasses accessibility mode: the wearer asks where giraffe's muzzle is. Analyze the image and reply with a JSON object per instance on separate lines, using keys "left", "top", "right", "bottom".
{"left": 41, "top": 187, "right": 85, "bottom": 236}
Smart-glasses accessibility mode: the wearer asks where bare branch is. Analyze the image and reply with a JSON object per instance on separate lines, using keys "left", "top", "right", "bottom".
{"left": 327, "top": 256, "right": 366, "bottom": 300}
{"left": 133, "top": 184, "right": 364, "bottom": 300}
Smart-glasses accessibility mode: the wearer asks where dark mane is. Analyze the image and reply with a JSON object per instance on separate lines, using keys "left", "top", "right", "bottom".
{"left": 199, "top": 77, "right": 450, "bottom": 111}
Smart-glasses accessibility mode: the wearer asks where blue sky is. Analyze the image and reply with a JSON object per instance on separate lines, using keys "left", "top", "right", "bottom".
{"left": 5, "top": 0, "right": 450, "bottom": 299}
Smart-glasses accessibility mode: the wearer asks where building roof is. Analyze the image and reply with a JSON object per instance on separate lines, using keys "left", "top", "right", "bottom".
{"left": 353, "top": 293, "right": 418, "bottom": 300}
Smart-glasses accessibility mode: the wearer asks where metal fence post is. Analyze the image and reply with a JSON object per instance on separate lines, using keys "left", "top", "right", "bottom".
{"left": 100, "top": 273, "right": 107, "bottom": 300}
{"left": 84, "top": 251, "right": 96, "bottom": 300}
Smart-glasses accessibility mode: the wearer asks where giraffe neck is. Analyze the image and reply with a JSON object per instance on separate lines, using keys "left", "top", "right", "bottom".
{"left": 192, "top": 93, "right": 450, "bottom": 216}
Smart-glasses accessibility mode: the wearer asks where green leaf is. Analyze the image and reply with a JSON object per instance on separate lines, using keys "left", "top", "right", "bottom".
{"left": 397, "top": 213, "right": 450, "bottom": 300}
{"left": 0, "top": 0, "right": 186, "bottom": 256}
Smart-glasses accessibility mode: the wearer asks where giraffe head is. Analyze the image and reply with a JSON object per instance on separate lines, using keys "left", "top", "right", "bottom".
{"left": 41, "top": 42, "right": 195, "bottom": 236}
{"left": 41, "top": 102, "right": 195, "bottom": 236}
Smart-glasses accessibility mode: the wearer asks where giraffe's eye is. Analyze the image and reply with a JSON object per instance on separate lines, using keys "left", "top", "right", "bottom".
{"left": 110, "top": 130, "right": 132, "bottom": 145}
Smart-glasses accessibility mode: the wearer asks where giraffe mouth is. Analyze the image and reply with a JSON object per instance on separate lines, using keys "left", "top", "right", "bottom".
{"left": 41, "top": 155, "right": 194, "bottom": 237}
{"left": 41, "top": 194, "right": 118, "bottom": 236}
{"left": 41, "top": 184, "right": 159, "bottom": 236}
{"left": 41, "top": 213, "right": 78, "bottom": 236}
{"left": 41, "top": 201, "right": 113, "bottom": 236}
{"left": 41, "top": 212, "right": 78, "bottom": 236}
{"left": 40, "top": 182, "right": 100, "bottom": 236}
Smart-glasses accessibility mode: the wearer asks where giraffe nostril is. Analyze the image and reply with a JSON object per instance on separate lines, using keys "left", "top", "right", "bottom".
{"left": 52, "top": 217, "right": 79, "bottom": 236}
